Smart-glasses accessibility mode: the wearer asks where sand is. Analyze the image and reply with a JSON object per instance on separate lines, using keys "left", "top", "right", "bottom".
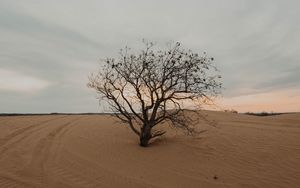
{"left": 0, "top": 111, "right": 299, "bottom": 188}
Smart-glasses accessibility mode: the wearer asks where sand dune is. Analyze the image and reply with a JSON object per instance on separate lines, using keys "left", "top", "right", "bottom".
{"left": 0, "top": 111, "right": 299, "bottom": 188}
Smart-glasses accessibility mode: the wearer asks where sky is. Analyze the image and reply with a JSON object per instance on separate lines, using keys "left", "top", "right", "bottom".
{"left": 0, "top": 0, "right": 299, "bottom": 113}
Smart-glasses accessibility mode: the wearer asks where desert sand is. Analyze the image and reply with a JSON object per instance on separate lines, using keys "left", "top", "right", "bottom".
{"left": 0, "top": 111, "right": 299, "bottom": 188}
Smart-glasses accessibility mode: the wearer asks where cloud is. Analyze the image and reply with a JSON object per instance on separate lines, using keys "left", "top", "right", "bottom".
{"left": 0, "top": 0, "right": 299, "bottom": 112}
{"left": 219, "top": 88, "right": 300, "bottom": 113}
{"left": 0, "top": 69, "right": 50, "bottom": 93}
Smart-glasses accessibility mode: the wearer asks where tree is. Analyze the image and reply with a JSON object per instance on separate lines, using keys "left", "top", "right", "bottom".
{"left": 88, "top": 41, "right": 221, "bottom": 147}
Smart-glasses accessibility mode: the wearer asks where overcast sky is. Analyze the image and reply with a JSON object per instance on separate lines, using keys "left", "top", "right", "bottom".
{"left": 0, "top": 0, "right": 299, "bottom": 113}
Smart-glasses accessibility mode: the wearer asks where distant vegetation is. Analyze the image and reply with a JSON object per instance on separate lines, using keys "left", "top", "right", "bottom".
{"left": 224, "top": 109, "right": 238, "bottom": 113}
{"left": 245, "top": 112, "right": 283, "bottom": 116}
{"left": 0, "top": 113, "right": 107, "bottom": 116}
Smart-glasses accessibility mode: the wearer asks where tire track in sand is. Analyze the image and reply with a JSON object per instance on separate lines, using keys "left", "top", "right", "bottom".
{"left": 18, "top": 116, "right": 84, "bottom": 186}
{"left": 0, "top": 175, "right": 33, "bottom": 188}
{"left": 0, "top": 116, "right": 68, "bottom": 156}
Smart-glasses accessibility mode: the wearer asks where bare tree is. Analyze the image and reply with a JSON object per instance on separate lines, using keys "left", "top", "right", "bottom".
{"left": 88, "top": 41, "right": 221, "bottom": 147}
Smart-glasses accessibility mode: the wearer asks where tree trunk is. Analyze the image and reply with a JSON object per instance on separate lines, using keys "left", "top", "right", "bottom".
{"left": 139, "top": 125, "right": 151, "bottom": 147}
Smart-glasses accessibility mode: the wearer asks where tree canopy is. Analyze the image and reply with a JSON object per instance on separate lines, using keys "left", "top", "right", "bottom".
{"left": 88, "top": 41, "right": 221, "bottom": 146}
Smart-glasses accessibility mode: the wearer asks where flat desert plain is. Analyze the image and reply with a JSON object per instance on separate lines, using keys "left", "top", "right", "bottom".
{"left": 0, "top": 111, "right": 299, "bottom": 188}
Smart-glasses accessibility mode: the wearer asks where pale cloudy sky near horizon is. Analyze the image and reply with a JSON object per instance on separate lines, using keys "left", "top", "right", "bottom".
{"left": 0, "top": 0, "right": 300, "bottom": 113}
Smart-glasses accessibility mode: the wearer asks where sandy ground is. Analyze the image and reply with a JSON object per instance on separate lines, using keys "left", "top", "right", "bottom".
{"left": 0, "top": 111, "right": 299, "bottom": 188}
